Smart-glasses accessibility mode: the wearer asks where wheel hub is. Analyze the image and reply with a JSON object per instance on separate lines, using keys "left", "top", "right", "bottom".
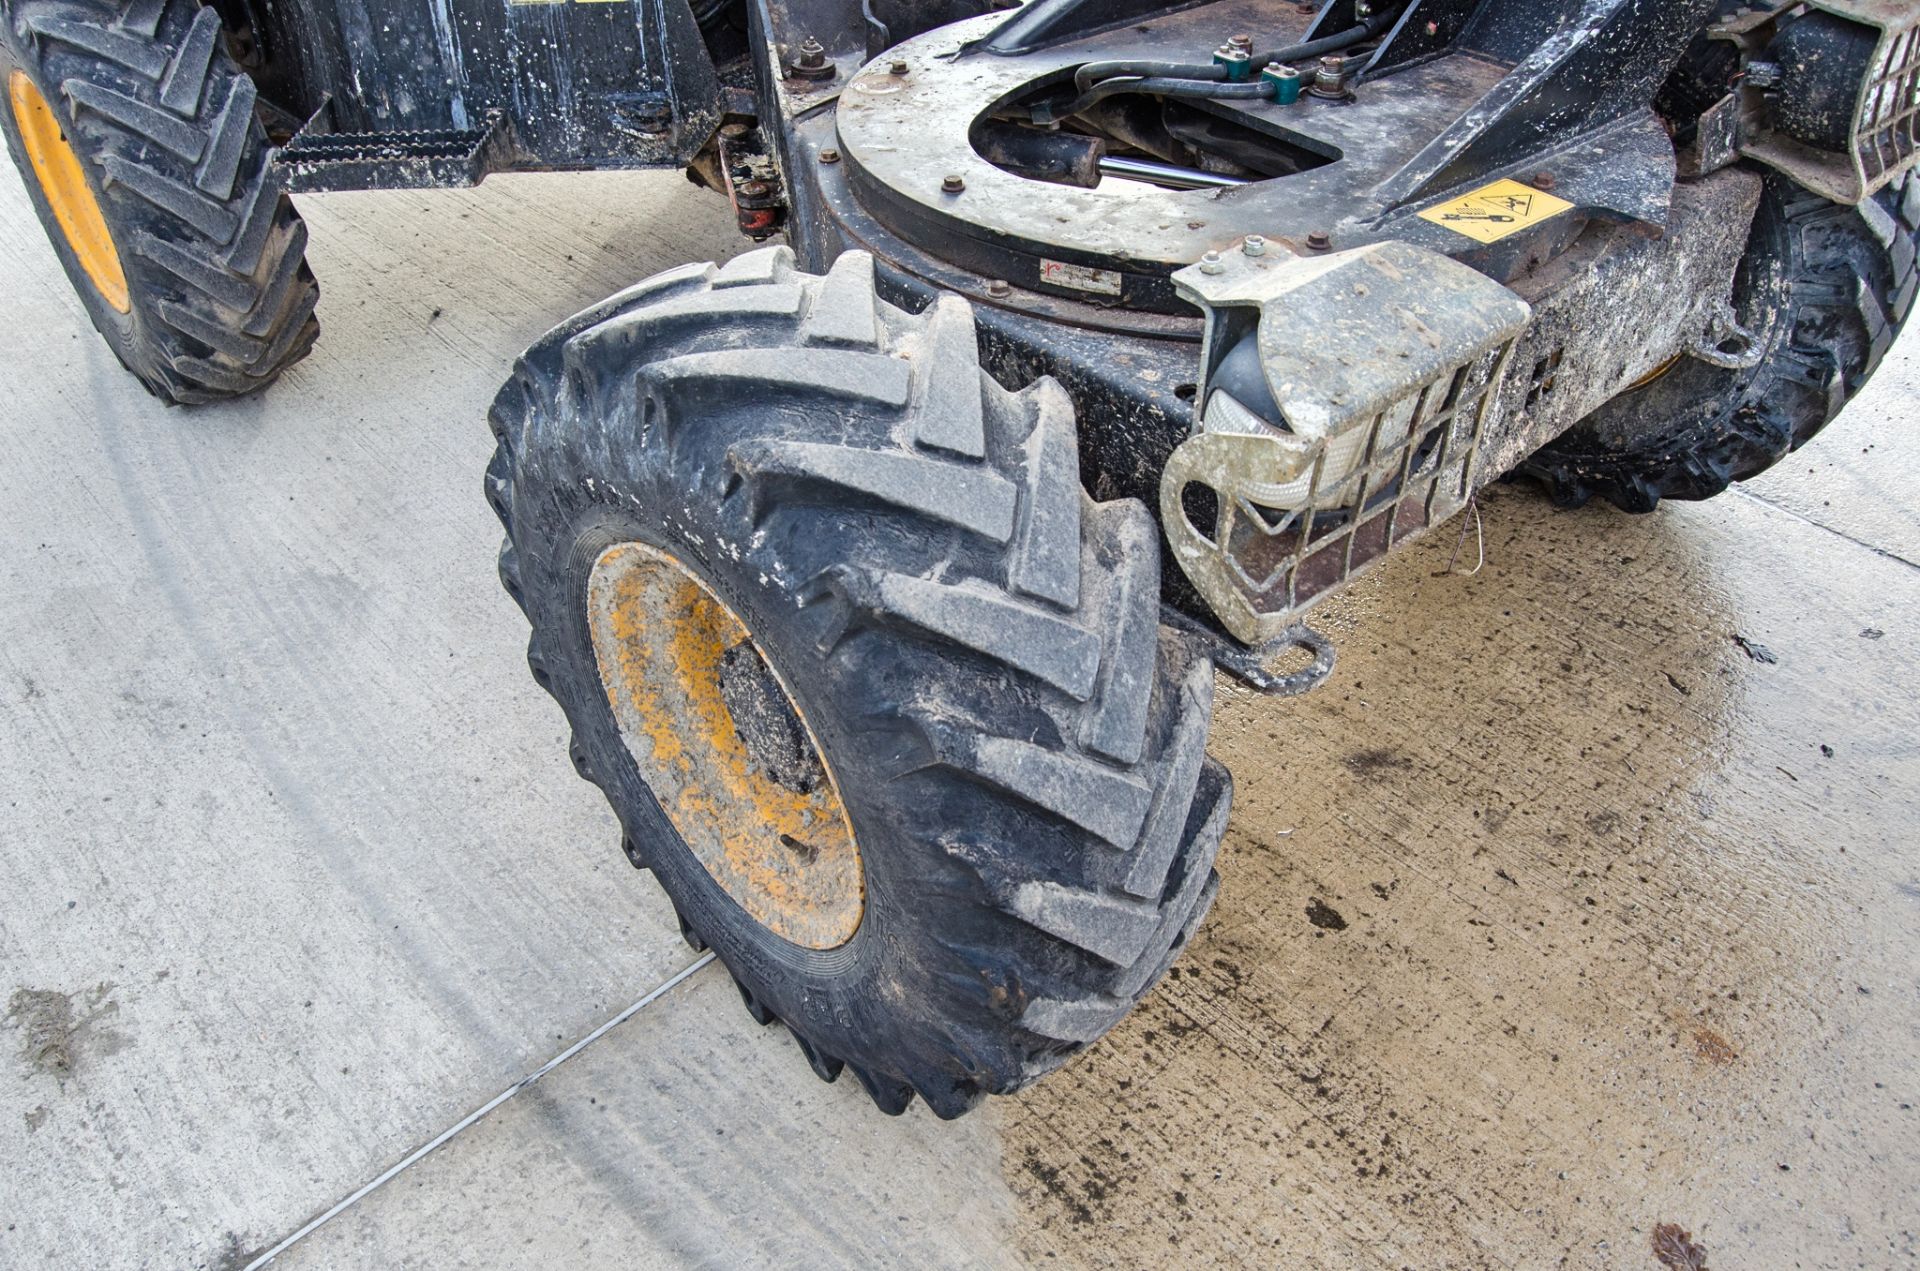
{"left": 8, "top": 70, "right": 129, "bottom": 314}
{"left": 587, "top": 541, "right": 863, "bottom": 949}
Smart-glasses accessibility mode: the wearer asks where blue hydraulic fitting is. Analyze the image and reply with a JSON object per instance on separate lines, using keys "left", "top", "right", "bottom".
{"left": 1263, "top": 63, "right": 1303, "bottom": 105}
{"left": 1213, "top": 44, "right": 1253, "bottom": 82}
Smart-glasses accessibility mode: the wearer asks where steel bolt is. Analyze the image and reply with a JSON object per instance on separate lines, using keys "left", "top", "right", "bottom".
{"left": 941, "top": 173, "right": 965, "bottom": 193}
{"left": 1228, "top": 33, "right": 1253, "bottom": 53}
{"left": 1305, "top": 230, "right": 1332, "bottom": 251}
{"left": 889, "top": 59, "right": 909, "bottom": 76}
{"left": 987, "top": 279, "right": 1011, "bottom": 298}
{"left": 1309, "top": 55, "right": 1354, "bottom": 100}
{"left": 1533, "top": 170, "right": 1556, "bottom": 190}
{"left": 1243, "top": 234, "right": 1267, "bottom": 257}
{"left": 1199, "top": 250, "right": 1226, "bottom": 275}
{"left": 787, "top": 36, "right": 836, "bottom": 81}
{"left": 819, "top": 148, "right": 840, "bottom": 164}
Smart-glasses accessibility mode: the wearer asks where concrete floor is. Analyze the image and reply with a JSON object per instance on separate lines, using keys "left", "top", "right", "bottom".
{"left": 0, "top": 167, "right": 1915, "bottom": 1271}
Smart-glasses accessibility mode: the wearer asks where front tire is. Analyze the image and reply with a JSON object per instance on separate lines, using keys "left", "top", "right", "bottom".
{"left": 0, "top": 0, "right": 319, "bottom": 403}
{"left": 489, "top": 247, "right": 1228, "bottom": 1117}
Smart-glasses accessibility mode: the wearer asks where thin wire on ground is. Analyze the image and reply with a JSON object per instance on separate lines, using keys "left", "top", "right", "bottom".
{"left": 245, "top": 951, "right": 719, "bottom": 1269}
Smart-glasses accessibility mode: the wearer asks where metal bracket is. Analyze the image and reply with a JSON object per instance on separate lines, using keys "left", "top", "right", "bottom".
{"left": 1162, "top": 608, "right": 1338, "bottom": 698}
{"left": 1686, "top": 299, "right": 1765, "bottom": 371}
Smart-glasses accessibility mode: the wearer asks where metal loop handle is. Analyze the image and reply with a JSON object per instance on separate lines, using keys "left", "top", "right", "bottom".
{"left": 1163, "top": 607, "right": 1337, "bottom": 697}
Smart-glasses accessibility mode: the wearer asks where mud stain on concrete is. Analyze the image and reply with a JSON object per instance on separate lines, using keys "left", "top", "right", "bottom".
{"left": 1691, "top": 1028, "right": 1738, "bottom": 1066}
{"left": 207, "top": 1231, "right": 269, "bottom": 1271}
{"left": 997, "top": 482, "right": 1920, "bottom": 1267}
{"left": 1341, "top": 748, "right": 1413, "bottom": 779}
{"left": 6, "top": 984, "right": 127, "bottom": 1078}
{"left": 1305, "top": 898, "right": 1348, "bottom": 931}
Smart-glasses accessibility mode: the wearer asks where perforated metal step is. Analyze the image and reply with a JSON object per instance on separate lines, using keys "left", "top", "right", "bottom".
{"left": 277, "top": 113, "right": 510, "bottom": 194}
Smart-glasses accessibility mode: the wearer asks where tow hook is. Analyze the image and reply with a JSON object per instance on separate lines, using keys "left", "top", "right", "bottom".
{"left": 1163, "top": 606, "right": 1337, "bottom": 697}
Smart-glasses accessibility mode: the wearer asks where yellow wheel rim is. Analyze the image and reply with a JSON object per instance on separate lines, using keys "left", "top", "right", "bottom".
{"left": 589, "top": 542, "right": 864, "bottom": 949}
{"left": 9, "top": 69, "right": 130, "bottom": 314}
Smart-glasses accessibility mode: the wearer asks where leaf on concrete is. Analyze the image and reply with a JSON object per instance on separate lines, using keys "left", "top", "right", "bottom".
{"left": 1652, "top": 1222, "right": 1710, "bottom": 1270}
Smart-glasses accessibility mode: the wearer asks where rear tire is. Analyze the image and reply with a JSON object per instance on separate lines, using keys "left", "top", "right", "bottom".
{"left": 489, "top": 247, "right": 1229, "bottom": 1117}
{"left": 1522, "top": 173, "right": 1919, "bottom": 512}
{"left": 0, "top": 0, "right": 319, "bottom": 404}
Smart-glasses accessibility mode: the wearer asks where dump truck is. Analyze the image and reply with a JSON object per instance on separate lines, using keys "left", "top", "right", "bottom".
{"left": 5, "top": 0, "right": 1914, "bottom": 1117}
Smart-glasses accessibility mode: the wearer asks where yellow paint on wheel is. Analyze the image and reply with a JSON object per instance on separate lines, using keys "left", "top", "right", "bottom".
{"left": 9, "top": 70, "right": 130, "bottom": 314}
{"left": 589, "top": 541, "right": 863, "bottom": 949}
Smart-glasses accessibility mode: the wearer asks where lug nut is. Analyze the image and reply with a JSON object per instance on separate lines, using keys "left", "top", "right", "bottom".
{"left": 1243, "top": 234, "right": 1267, "bottom": 256}
{"left": 987, "top": 279, "right": 1011, "bottom": 298}
{"left": 1199, "top": 250, "right": 1226, "bottom": 275}
{"left": 941, "top": 174, "right": 965, "bottom": 193}
{"left": 1305, "top": 231, "right": 1332, "bottom": 251}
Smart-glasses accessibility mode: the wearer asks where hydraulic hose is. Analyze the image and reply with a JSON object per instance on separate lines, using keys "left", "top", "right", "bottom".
{"left": 1247, "top": 9, "right": 1399, "bottom": 70}
{"left": 1072, "top": 58, "right": 1230, "bottom": 95}
{"left": 1067, "top": 8, "right": 1402, "bottom": 98}
{"left": 1049, "top": 75, "right": 1271, "bottom": 122}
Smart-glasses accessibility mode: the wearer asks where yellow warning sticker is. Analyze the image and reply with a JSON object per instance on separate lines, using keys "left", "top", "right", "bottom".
{"left": 1417, "top": 178, "right": 1574, "bottom": 244}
